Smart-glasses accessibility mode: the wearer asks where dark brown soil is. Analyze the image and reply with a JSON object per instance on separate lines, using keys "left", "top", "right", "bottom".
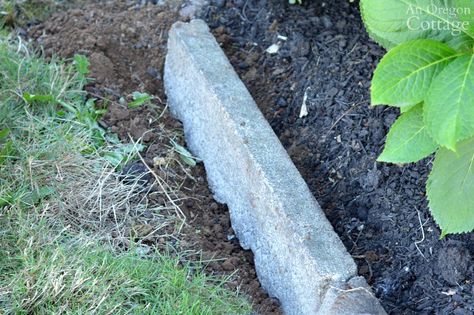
{"left": 203, "top": 1, "right": 474, "bottom": 314}
{"left": 28, "top": 1, "right": 281, "bottom": 314}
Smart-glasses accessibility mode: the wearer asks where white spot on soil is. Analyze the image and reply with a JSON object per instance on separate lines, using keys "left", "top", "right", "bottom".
{"left": 265, "top": 44, "right": 280, "bottom": 54}
{"left": 299, "top": 89, "right": 309, "bottom": 118}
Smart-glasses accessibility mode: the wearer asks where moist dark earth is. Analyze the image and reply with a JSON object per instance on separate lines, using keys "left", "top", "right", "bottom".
{"left": 25, "top": 0, "right": 474, "bottom": 314}
{"left": 204, "top": 0, "right": 474, "bottom": 314}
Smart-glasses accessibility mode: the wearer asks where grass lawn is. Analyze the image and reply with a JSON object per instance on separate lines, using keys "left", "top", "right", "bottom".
{"left": 0, "top": 32, "right": 251, "bottom": 314}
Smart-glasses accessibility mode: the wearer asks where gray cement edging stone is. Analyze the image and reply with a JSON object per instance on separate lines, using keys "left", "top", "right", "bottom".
{"left": 164, "top": 19, "right": 386, "bottom": 315}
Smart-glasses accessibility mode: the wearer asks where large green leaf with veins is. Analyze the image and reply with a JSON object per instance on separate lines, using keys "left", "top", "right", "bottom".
{"left": 378, "top": 104, "right": 438, "bottom": 163}
{"left": 371, "top": 39, "right": 457, "bottom": 107}
{"left": 427, "top": 137, "right": 474, "bottom": 234}
{"left": 424, "top": 54, "right": 474, "bottom": 151}
{"left": 360, "top": 0, "right": 474, "bottom": 51}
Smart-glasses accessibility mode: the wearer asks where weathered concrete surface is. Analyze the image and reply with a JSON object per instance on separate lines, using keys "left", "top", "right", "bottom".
{"left": 319, "top": 277, "right": 386, "bottom": 315}
{"left": 164, "top": 19, "right": 386, "bottom": 315}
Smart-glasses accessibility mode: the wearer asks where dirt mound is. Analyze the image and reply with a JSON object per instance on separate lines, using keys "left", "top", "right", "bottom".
{"left": 28, "top": 1, "right": 281, "bottom": 313}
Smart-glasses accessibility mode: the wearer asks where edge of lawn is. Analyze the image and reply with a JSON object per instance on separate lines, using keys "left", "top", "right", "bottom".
{"left": 0, "top": 31, "right": 251, "bottom": 315}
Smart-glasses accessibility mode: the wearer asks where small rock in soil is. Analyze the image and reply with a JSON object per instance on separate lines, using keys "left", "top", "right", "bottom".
{"left": 321, "top": 15, "right": 333, "bottom": 28}
{"left": 276, "top": 97, "right": 287, "bottom": 108}
{"left": 289, "top": 33, "right": 311, "bottom": 58}
{"left": 120, "top": 161, "right": 152, "bottom": 186}
{"left": 146, "top": 67, "right": 161, "bottom": 79}
{"left": 356, "top": 207, "right": 368, "bottom": 221}
{"left": 222, "top": 258, "right": 236, "bottom": 271}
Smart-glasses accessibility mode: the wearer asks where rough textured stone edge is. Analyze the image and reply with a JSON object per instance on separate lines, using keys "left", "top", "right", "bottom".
{"left": 164, "top": 19, "right": 386, "bottom": 315}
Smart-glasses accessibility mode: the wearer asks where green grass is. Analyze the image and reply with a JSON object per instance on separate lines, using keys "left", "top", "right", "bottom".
{"left": 0, "top": 33, "right": 251, "bottom": 314}
{"left": 0, "top": 214, "right": 250, "bottom": 314}
{"left": 1, "top": 0, "right": 62, "bottom": 28}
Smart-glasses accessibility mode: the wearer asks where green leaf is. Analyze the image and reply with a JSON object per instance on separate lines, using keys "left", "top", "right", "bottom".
{"left": 360, "top": 0, "right": 409, "bottom": 49}
{"left": 0, "top": 128, "right": 9, "bottom": 140}
{"left": 424, "top": 54, "right": 474, "bottom": 151}
{"left": 23, "top": 92, "right": 56, "bottom": 104}
{"left": 118, "top": 143, "right": 146, "bottom": 156}
{"left": 0, "top": 192, "right": 13, "bottom": 208}
{"left": 378, "top": 104, "right": 438, "bottom": 163}
{"left": 57, "top": 100, "right": 77, "bottom": 114}
{"left": 0, "top": 197, "right": 9, "bottom": 208}
{"left": 360, "top": 0, "right": 474, "bottom": 51}
{"left": 101, "top": 143, "right": 145, "bottom": 168}
{"left": 371, "top": 39, "right": 457, "bottom": 107}
{"left": 171, "top": 139, "right": 199, "bottom": 167}
{"left": 128, "top": 92, "right": 152, "bottom": 109}
{"left": 427, "top": 137, "right": 474, "bottom": 234}
{"left": 37, "top": 186, "right": 55, "bottom": 199}
{"left": 400, "top": 103, "right": 417, "bottom": 113}
{"left": 454, "top": 0, "right": 474, "bottom": 37}
{"left": 21, "top": 186, "right": 55, "bottom": 206}
{"left": 74, "top": 54, "right": 90, "bottom": 75}
{"left": 102, "top": 152, "right": 124, "bottom": 167}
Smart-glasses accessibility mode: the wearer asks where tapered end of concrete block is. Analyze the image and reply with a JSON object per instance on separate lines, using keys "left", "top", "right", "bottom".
{"left": 164, "top": 19, "right": 386, "bottom": 315}
{"left": 319, "top": 277, "right": 387, "bottom": 315}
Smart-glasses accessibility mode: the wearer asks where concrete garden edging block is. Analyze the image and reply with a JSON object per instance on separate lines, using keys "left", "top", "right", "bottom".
{"left": 164, "top": 19, "right": 386, "bottom": 315}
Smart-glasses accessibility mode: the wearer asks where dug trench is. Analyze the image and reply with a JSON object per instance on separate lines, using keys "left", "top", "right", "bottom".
{"left": 27, "top": 1, "right": 280, "bottom": 314}
{"left": 203, "top": 0, "right": 474, "bottom": 314}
